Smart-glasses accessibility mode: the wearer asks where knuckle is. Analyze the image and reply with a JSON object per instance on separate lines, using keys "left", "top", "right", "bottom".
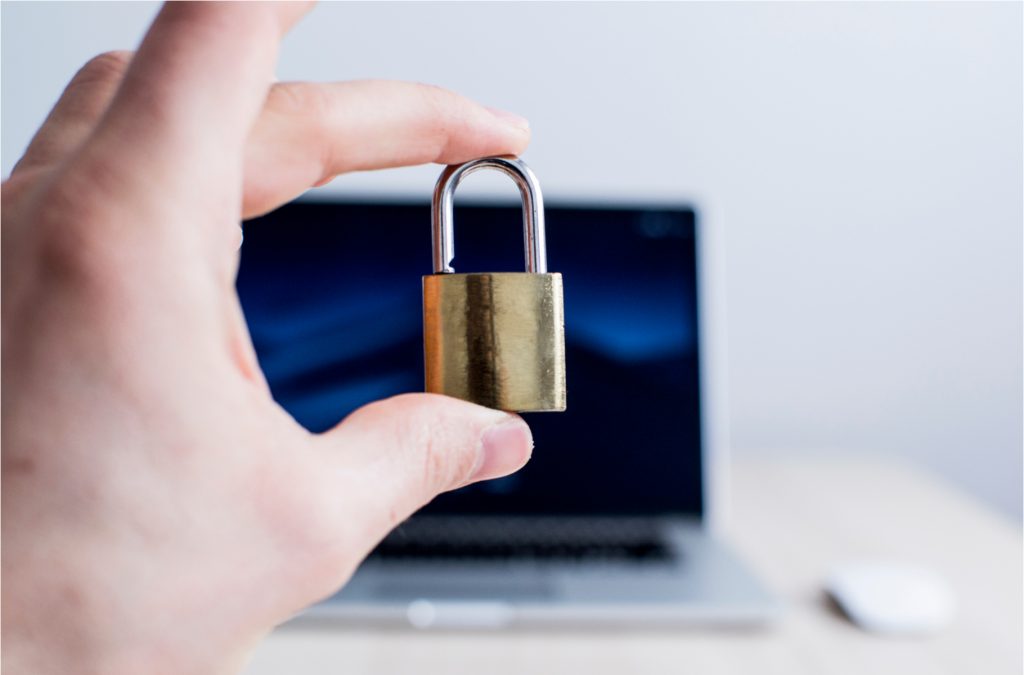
{"left": 52, "top": 51, "right": 132, "bottom": 133}
{"left": 421, "top": 429, "right": 450, "bottom": 492}
{"left": 417, "top": 84, "right": 454, "bottom": 142}
{"left": 413, "top": 83, "right": 469, "bottom": 162}
{"left": 34, "top": 221, "right": 117, "bottom": 302}
{"left": 390, "top": 394, "right": 478, "bottom": 491}
{"left": 262, "top": 83, "right": 333, "bottom": 177}
{"left": 266, "top": 82, "right": 324, "bottom": 117}
{"left": 353, "top": 393, "right": 473, "bottom": 492}
{"left": 417, "top": 82, "right": 453, "bottom": 111}
{"left": 73, "top": 51, "right": 132, "bottom": 89}
{"left": 30, "top": 172, "right": 131, "bottom": 301}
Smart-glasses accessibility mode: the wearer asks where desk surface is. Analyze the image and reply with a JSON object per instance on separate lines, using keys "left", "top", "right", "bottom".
{"left": 244, "top": 458, "right": 1023, "bottom": 675}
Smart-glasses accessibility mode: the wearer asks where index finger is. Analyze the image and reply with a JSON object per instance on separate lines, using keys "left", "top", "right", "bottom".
{"left": 242, "top": 80, "right": 532, "bottom": 217}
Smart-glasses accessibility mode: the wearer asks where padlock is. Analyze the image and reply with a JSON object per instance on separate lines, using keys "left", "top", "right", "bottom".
{"left": 423, "top": 156, "right": 566, "bottom": 412}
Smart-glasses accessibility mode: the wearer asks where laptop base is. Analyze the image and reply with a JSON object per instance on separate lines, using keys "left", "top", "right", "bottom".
{"left": 301, "top": 518, "right": 779, "bottom": 629}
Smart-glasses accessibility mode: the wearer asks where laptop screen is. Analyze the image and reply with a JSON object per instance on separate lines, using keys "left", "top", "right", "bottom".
{"left": 238, "top": 200, "right": 703, "bottom": 516}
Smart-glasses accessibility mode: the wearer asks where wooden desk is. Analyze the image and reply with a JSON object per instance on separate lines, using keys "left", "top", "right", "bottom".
{"left": 244, "top": 458, "right": 1022, "bottom": 674}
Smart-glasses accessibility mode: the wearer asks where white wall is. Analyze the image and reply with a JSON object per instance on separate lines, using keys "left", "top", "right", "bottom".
{"left": 3, "top": 2, "right": 1021, "bottom": 519}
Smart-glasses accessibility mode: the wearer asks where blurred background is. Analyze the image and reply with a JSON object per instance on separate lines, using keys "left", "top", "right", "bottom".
{"left": 2, "top": 1, "right": 1020, "bottom": 520}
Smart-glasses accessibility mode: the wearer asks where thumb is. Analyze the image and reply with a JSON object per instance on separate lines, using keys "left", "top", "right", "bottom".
{"left": 317, "top": 393, "right": 533, "bottom": 539}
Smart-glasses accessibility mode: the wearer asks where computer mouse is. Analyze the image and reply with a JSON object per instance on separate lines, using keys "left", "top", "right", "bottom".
{"left": 826, "top": 561, "right": 955, "bottom": 635}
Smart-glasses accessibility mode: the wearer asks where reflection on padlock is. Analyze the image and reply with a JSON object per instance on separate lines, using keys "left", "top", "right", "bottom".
{"left": 423, "top": 156, "right": 567, "bottom": 413}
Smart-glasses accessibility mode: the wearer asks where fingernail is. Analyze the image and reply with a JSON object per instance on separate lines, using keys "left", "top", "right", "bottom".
{"left": 473, "top": 418, "right": 533, "bottom": 482}
{"left": 485, "top": 106, "right": 530, "bottom": 132}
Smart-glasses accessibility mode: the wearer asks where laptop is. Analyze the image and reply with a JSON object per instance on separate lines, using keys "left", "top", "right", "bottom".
{"left": 237, "top": 198, "right": 778, "bottom": 628}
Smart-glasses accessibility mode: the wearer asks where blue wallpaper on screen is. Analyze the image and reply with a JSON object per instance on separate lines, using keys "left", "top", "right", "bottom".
{"left": 237, "top": 201, "right": 703, "bottom": 516}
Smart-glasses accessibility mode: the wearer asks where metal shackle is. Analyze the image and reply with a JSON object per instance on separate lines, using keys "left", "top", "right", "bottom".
{"left": 431, "top": 156, "right": 547, "bottom": 275}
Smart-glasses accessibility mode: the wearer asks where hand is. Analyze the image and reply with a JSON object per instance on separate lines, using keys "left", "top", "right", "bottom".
{"left": 1, "top": 3, "right": 533, "bottom": 674}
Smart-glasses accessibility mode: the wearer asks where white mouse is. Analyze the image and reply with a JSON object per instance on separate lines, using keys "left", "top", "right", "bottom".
{"left": 826, "top": 561, "right": 955, "bottom": 635}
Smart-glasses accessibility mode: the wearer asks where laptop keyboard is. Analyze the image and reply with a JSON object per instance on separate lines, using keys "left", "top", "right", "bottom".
{"left": 369, "top": 517, "right": 676, "bottom": 564}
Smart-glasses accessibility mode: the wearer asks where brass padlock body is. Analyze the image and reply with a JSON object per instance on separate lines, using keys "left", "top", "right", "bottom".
{"left": 424, "top": 271, "right": 566, "bottom": 412}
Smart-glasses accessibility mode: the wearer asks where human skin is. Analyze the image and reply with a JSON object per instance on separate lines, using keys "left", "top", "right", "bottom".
{"left": 0, "top": 3, "right": 534, "bottom": 674}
